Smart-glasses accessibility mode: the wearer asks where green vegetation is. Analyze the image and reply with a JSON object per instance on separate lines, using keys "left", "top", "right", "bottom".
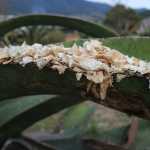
{"left": 104, "top": 5, "right": 141, "bottom": 35}
{"left": 103, "top": 36, "right": 150, "bottom": 61}
{"left": 3, "top": 26, "right": 65, "bottom": 45}
{"left": 0, "top": 14, "right": 116, "bottom": 38}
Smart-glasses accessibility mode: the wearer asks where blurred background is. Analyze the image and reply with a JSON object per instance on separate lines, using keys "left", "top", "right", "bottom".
{"left": 0, "top": 0, "right": 150, "bottom": 44}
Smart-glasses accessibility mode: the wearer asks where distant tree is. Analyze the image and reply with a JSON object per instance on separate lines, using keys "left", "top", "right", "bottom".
{"left": 103, "top": 5, "right": 141, "bottom": 35}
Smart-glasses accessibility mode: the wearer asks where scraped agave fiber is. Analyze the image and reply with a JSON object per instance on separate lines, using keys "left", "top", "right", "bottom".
{"left": 0, "top": 40, "right": 150, "bottom": 100}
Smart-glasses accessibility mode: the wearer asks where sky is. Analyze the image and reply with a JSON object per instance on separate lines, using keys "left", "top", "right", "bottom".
{"left": 86, "top": 0, "right": 150, "bottom": 9}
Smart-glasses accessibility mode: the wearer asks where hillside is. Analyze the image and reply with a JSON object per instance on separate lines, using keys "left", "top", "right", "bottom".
{"left": 0, "top": 0, "right": 150, "bottom": 22}
{"left": 137, "top": 9, "right": 150, "bottom": 18}
{"left": 0, "top": 0, "right": 111, "bottom": 21}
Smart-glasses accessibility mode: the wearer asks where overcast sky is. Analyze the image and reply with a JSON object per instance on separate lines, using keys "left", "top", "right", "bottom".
{"left": 86, "top": 0, "right": 150, "bottom": 9}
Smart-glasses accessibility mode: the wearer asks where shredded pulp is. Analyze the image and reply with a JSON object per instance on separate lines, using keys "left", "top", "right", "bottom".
{"left": 0, "top": 40, "right": 150, "bottom": 99}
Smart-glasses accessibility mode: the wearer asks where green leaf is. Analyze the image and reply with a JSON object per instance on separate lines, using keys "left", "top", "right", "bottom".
{"left": 0, "top": 64, "right": 81, "bottom": 100}
{"left": 0, "top": 14, "right": 116, "bottom": 38}
{"left": 23, "top": 118, "right": 150, "bottom": 150}
{"left": 0, "top": 94, "right": 85, "bottom": 136}
{"left": 63, "top": 103, "right": 94, "bottom": 129}
{"left": 0, "top": 95, "right": 56, "bottom": 127}
{"left": 41, "top": 135, "right": 85, "bottom": 150}
{"left": 62, "top": 103, "right": 95, "bottom": 136}
{"left": 1, "top": 136, "right": 56, "bottom": 150}
{"left": 86, "top": 118, "right": 150, "bottom": 150}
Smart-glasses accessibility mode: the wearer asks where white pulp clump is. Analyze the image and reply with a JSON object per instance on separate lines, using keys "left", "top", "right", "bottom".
{"left": 0, "top": 40, "right": 150, "bottom": 100}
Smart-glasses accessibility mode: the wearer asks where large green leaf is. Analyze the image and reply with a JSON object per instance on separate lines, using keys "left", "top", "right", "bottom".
{"left": 0, "top": 14, "right": 116, "bottom": 38}
{"left": 0, "top": 94, "right": 85, "bottom": 136}
{"left": 1, "top": 136, "right": 56, "bottom": 150}
{"left": 61, "top": 103, "right": 95, "bottom": 136}
{"left": 40, "top": 118, "right": 150, "bottom": 150}
{"left": 63, "top": 104, "right": 94, "bottom": 129}
{"left": 26, "top": 118, "right": 150, "bottom": 150}
{"left": 85, "top": 118, "right": 150, "bottom": 150}
{"left": 0, "top": 64, "right": 86, "bottom": 101}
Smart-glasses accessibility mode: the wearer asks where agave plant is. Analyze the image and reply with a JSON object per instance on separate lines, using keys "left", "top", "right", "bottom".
{"left": 2, "top": 26, "right": 66, "bottom": 45}
{"left": 0, "top": 14, "right": 150, "bottom": 150}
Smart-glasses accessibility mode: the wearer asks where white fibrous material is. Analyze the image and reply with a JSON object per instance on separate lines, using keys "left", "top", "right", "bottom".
{"left": 0, "top": 40, "right": 150, "bottom": 100}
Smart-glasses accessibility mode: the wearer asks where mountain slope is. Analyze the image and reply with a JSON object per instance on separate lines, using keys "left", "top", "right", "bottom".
{"left": 0, "top": 0, "right": 111, "bottom": 20}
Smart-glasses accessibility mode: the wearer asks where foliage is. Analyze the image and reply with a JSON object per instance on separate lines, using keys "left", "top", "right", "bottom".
{"left": 104, "top": 5, "right": 141, "bottom": 35}
{"left": 0, "top": 14, "right": 116, "bottom": 47}
{"left": 3, "top": 26, "right": 65, "bottom": 45}
{"left": 0, "top": 14, "right": 116, "bottom": 38}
